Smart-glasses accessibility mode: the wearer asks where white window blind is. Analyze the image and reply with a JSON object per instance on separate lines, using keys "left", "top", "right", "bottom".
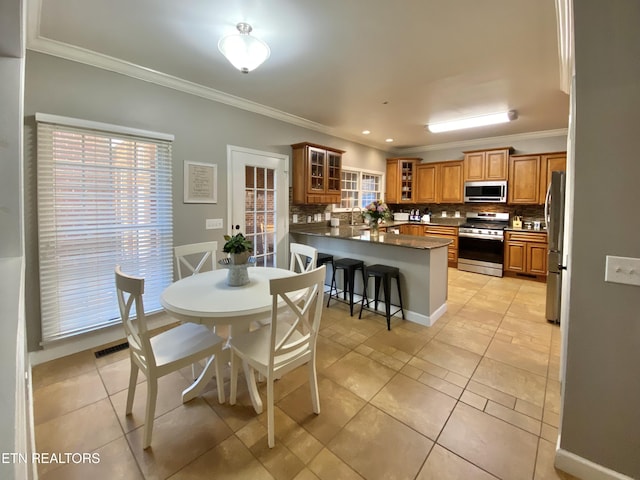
{"left": 36, "top": 115, "right": 174, "bottom": 343}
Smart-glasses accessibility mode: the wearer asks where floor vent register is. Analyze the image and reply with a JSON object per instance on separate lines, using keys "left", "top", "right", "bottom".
{"left": 94, "top": 342, "right": 129, "bottom": 358}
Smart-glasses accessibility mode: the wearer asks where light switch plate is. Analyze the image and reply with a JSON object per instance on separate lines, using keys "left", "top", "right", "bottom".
{"left": 605, "top": 255, "right": 640, "bottom": 286}
{"left": 206, "top": 218, "right": 223, "bottom": 230}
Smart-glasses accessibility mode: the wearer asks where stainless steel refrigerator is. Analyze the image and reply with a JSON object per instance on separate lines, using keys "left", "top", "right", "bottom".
{"left": 545, "top": 170, "right": 566, "bottom": 324}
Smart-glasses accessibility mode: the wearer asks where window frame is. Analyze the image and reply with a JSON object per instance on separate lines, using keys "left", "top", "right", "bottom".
{"left": 333, "top": 167, "right": 385, "bottom": 212}
{"left": 36, "top": 113, "right": 174, "bottom": 344}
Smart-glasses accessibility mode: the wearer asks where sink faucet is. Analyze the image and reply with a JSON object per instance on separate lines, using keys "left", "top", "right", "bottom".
{"left": 351, "top": 206, "right": 362, "bottom": 225}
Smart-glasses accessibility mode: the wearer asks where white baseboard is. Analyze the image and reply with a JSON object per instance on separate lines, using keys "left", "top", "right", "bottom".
{"left": 29, "top": 311, "right": 176, "bottom": 365}
{"left": 404, "top": 302, "right": 448, "bottom": 327}
{"left": 555, "top": 447, "right": 636, "bottom": 480}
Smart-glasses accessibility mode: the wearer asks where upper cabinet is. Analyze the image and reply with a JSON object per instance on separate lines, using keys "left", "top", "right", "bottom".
{"left": 539, "top": 152, "right": 567, "bottom": 205}
{"left": 508, "top": 155, "right": 541, "bottom": 204}
{"left": 386, "top": 158, "right": 419, "bottom": 203}
{"left": 415, "top": 163, "right": 437, "bottom": 203}
{"left": 416, "top": 160, "right": 464, "bottom": 204}
{"left": 292, "top": 142, "right": 344, "bottom": 204}
{"left": 463, "top": 147, "right": 512, "bottom": 181}
{"left": 508, "top": 152, "right": 566, "bottom": 205}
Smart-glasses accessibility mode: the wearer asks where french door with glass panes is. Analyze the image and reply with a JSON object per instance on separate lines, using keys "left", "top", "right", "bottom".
{"left": 228, "top": 146, "right": 288, "bottom": 268}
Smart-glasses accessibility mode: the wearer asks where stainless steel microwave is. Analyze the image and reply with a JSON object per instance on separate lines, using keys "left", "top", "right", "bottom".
{"left": 464, "top": 180, "right": 507, "bottom": 203}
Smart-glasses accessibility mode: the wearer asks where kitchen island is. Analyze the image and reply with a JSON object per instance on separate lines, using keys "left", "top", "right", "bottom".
{"left": 290, "top": 225, "right": 451, "bottom": 326}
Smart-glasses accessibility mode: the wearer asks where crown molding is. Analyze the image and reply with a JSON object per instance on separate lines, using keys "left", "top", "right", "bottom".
{"left": 392, "top": 128, "right": 569, "bottom": 155}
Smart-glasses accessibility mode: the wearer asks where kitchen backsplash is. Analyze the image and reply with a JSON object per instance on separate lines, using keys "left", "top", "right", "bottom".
{"left": 389, "top": 203, "right": 545, "bottom": 225}
{"left": 288, "top": 189, "right": 545, "bottom": 227}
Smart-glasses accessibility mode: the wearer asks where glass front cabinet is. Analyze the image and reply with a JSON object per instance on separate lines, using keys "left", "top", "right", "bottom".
{"left": 386, "top": 158, "right": 419, "bottom": 203}
{"left": 292, "top": 142, "right": 344, "bottom": 204}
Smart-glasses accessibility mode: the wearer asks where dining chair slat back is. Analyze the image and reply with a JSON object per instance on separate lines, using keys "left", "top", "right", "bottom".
{"left": 229, "top": 265, "right": 326, "bottom": 448}
{"left": 115, "top": 265, "right": 225, "bottom": 449}
{"left": 174, "top": 241, "right": 218, "bottom": 279}
{"left": 289, "top": 243, "right": 318, "bottom": 274}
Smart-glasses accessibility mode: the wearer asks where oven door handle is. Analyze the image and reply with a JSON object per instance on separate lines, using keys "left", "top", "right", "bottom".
{"left": 459, "top": 233, "right": 504, "bottom": 241}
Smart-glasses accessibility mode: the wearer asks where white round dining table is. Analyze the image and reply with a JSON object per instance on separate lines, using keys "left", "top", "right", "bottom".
{"left": 160, "top": 266, "right": 298, "bottom": 404}
{"left": 160, "top": 266, "right": 297, "bottom": 327}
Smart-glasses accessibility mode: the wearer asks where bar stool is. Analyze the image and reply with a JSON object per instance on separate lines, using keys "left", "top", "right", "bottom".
{"left": 316, "top": 252, "right": 334, "bottom": 293}
{"left": 327, "top": 258, "right": 365, "bottom": 316}
{"left": 316, "top": 252, "right": 334, "bottom": 269}
{"left": 359, "top": 264, "right": 405, "bottom": 330}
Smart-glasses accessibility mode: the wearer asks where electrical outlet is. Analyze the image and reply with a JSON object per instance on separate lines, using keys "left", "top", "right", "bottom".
{"left": 605, "top": 255, "right": 640, "bottom": 286}
{"left": 205, "top": 218, "right": 223, "bottom": 230}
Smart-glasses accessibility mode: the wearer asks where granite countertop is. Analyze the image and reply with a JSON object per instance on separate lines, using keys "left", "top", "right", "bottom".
{"left": 504, "top": 227, "right": 548, "bottom": 233}
{"left": 389, "top": 217, "right": 466, "bottom": 227}
{"left": 290, "top": 225, "right": 452, "bottom": 250}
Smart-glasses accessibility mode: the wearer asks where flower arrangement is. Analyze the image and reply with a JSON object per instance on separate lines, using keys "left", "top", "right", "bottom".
{"left": 362, "top": 200, "right": 392, "bottom": 226}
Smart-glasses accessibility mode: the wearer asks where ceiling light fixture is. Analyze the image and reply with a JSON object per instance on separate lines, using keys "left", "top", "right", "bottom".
{"left": 385, "top": 138, "right": 394, "bottom": 143}
{"left": 362, "top": 130, "right": 371, "bottom": 135}
{"left": 427, "top": 110, "right": 517, "bottom": 133}
{"left": 218, "top": 22, "right": 270, "bottom": 74}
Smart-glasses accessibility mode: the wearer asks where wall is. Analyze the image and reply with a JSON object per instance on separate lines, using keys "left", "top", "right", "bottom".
{"left": 558, "top": 1, "right": 640, "bottom": 478}
{"left": 1, "top": 1, "right": 33, "bottom": 478}
{"left": 23, "top": 51, "right": 389, "bottom": 352}
{"left": 0, "top": 56, "right": 24, "bottom": 257}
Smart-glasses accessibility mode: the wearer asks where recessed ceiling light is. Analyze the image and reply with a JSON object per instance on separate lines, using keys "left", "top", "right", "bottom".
{"left": 427, "top": 110, "right": 518, "bottom": 133}
{"left": 362, "top": 130, "right": 371, "bottom": 135}
{"left": 385, "top": 138, "right": 394, "bottom": 143}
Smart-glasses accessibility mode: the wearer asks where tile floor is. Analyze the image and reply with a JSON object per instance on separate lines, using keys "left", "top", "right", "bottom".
{"left": 33, "top": 268, "right": 579, "bottom": 480}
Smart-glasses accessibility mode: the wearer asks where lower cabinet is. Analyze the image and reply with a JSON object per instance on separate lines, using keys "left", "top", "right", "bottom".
{"left": 395, "top": 223, "right": 459, "bottom": 267}
{"left": 504, "top": 231, "right": 547, "bottom": 276}
{"left": 399, "top": 224, "right": 423, "bottom": 236}
{"left": 423, "top": 225, "right": 458, "bottom": 267}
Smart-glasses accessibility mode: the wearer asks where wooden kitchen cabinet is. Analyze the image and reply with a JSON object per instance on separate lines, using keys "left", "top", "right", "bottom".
{"left": 538, "top": 152, "right": 567, "bottom": 204}
{"left": 415, "top": 164, "right": 437, "bottom": 203}
{"left": 292, "top": 142, "right": 344, "bottom": 204}
{"left": 439, "top": 161, "right": 464, "bottom": 203}
{"left": 416, "top": 160, "right": 464, "bottom": 204}
{"left": 386, "top": 158, "right": 419, "bottom": 203}
{"left": 508, "top": 152, "right": 566, "bottom": 205}
{"left": 508, "top": 155, "right": 541, "bottom": 204}
{"left": 399, "top": 224, "right": 423, "bottom": 236}
{"left": 463, "top": 147, "right": 512, "bottom": 181}
{"left": 424, "top": 225, "right": 459, "bottom": 267}
{"left": 504, "top": 231, "right": 547, "bottom": 277}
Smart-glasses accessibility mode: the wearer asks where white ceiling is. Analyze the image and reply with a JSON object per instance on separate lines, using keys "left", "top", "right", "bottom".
{"left": 28, "top": 0, "right": 570, "bottom": 151}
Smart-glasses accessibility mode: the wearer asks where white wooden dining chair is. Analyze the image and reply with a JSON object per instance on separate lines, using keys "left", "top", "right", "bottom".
{"left": 253, "top": 243, "right": 319, "bottom": 329}
{"left": 229, "top": 265, "right": 326, "bottom": 448}
{"left": 115, "top": 265, "right": 225, "bottom": 449}
{"left": 289, "top": 243, "right": 318, "bottom": 273}
{"left": 174, "top": 241, "right": 221, "bottom": 378}
{"left": 174, "top": 241, "right": 218, "bottom": 279}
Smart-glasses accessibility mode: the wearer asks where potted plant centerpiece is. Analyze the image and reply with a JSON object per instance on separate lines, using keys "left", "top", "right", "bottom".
{"left": 362, "top": 200, "right": 392, "bottom": 235}
{"left": 222, "top": 233, "right": 254, "bottom": 286}
{"left": 223, "top": 232, "right": 253, "bottom": 264}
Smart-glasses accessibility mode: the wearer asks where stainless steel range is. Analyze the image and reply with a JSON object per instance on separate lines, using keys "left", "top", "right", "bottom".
{"left": 458, "top": 212, "right": 509, "bottom": 277}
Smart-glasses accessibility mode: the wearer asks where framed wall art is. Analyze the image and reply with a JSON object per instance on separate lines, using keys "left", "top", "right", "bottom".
{"left": 184, "top": 161, "right": 217, "bottom": 203}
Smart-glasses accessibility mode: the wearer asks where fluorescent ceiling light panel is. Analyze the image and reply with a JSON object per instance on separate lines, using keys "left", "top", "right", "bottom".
{"left": 427, "top": 110, "right": 517, "bottom": 133}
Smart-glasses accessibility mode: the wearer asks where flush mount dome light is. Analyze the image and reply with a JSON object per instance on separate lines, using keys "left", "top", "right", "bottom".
{"left": 427, "top": 110, "right": 518, "bottom": 133}
{"left": 218, "top": 22, "right": 270, "bottom": 73}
